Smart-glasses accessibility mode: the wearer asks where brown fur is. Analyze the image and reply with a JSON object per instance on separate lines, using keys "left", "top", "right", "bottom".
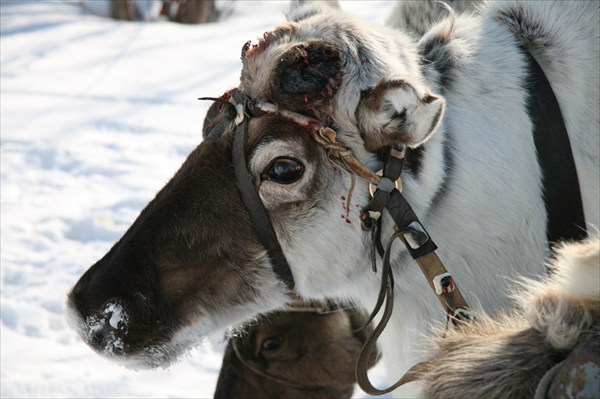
{"left": 416, "top": 237, "right": 600, "bottom": 399}
{"left": 67, "top": 138, "right": 268, "bottom": 360}
{"left": 214, "top": 308, "right": 377, "bottom": 399}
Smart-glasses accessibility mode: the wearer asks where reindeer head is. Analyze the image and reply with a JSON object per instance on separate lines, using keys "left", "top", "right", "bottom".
{"left": 66, "top": 131, "right": 290, "bottom": 367}
{"left": 67, "top": 0, "right": 442, "bottom": 369}
{"left": 67, "top": 88, "right": 379, "bottom": 367}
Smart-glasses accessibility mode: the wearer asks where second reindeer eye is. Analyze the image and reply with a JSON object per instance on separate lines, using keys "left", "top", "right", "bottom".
{"left": 262, "top": 157, "right": 305, "bottom": 184}
{"left": 260, "top": 335, "right": 283, "bottom": 352}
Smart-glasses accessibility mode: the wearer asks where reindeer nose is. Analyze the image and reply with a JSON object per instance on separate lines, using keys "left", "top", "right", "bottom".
{"left": 81, "top": 301, "right": 130, "bottom": 355}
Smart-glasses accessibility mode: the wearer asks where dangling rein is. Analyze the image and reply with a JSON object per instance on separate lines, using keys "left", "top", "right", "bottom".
{"left": 353, "top": 143, "right": 473, "bottom": 395}
{"left": 201, "top": 92, "right": 473, "bottom": 395}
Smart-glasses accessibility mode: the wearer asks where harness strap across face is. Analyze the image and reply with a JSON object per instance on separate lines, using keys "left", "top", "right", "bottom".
{"left": 230, "top": 92, "right": 296, "bottom": 290}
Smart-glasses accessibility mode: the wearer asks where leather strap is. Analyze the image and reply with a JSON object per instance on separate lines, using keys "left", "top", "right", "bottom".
{"left": 231, "top": 101, "right": 295, "bottom": 289}
{"left": 356, "top": 151, "right": 471, "bottom": 395}
{"left": 524, "top": 49, "right": 587, "bottom": 243}
{"left": 415, "top": 251, "right": 470, "bottom": 325}
{"left": 355, "top": 46, "right": 585, "bottom": 397}
{"left": 355, "top": 199, "right": 471, "bottom": 395}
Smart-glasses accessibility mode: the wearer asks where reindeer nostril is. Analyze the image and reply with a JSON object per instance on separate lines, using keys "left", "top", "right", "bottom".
{"left": 81, "top": 301, "right": 130, "bottom": 355}
{"left": 88, "top": 321, "right": 108, "bottom": 348}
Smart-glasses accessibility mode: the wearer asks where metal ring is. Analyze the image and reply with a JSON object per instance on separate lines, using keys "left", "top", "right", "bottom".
{"left": 369, "top": 170, "right": 402, "bottom": 197}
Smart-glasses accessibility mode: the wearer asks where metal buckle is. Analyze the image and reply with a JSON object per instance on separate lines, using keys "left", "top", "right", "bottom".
{"left": 369, "top": 170, "right": 402, "bottom": 198}
{"left": 400, "top": 221, "right": 429, "bottom": 249}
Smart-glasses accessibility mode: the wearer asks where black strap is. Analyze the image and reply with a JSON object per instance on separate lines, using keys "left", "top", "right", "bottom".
{"left": 364, "top": 146, "right": 405, "bottom": 214}
{"left": 386, "top": 190, "right": 438, "bottom": 259}
{"left": 524, "top": 49, "right": 587, "bottom": 243}
{"left": 232, "top": 110, "right": 295, "bottom": 289}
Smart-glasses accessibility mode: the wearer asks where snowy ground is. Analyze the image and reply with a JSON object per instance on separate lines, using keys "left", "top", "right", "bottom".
{"left": 1, "top": 1, "right": 394, "bottom": 397}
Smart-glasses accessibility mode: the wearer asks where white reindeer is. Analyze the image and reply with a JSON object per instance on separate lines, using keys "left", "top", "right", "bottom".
{"left": 67, "top": 1, "right": 599, "bottom": 397}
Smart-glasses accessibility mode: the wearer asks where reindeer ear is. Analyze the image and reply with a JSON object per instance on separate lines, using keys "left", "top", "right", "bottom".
{"left": 286, "top": 0, "right": 341, "bottom": 22}
{"left": 269, "top": 41, "right": 342, "bottom": 110}
{"left": 202, "top": 98, "right": 237, "bottom": 139}
{"left": 357, "top": 80, "right": 445, "bottom": 151}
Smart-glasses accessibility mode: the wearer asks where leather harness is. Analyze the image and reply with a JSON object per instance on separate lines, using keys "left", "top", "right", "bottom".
{"left": 523, "top": 48, "right": 587, "bottom": 244}
{"left": 230, "top": 96, "right": 296, "bottom": 289}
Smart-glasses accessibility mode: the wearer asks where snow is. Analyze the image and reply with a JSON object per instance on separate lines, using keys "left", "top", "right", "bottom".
{"left": 1, "top": 1, "right": 393, "bottom": 397}
{"left": 106, "top": 303, "right": 127, "bottom": 330}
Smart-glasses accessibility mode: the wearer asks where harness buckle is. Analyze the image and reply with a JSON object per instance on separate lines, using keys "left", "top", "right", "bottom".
{"left": 432, "top": 272, "right": 455, "bottom": 295}
{"left": 369, "top": 171, "right": 402, "bottom": 198}
{"left": 398, "top": 220, "right": 430, "bottom": 249}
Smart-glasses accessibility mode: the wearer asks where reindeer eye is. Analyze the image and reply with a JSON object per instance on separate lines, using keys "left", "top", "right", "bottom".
{"left": 260, "top": 335, "right": 283, "bottom": 352}
{"left": 262, "top": 157, "right": 304, "bottom": 184}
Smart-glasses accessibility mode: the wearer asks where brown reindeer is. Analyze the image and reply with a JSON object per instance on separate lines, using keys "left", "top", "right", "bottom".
{"left": 214, "top": 303, "right": 378, "bottom": 399}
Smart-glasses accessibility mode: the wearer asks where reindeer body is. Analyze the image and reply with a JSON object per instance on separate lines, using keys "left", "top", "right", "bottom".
{"left": 67, "top": 1, "right": 599, "bottom": 397}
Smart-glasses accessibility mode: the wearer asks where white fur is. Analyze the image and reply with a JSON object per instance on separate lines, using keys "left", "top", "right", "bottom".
{"left": 520, "top": 237, "right": 600, "bottom": 349}
{"left": 386, "top": 0, "right": 484, "bottom": 37}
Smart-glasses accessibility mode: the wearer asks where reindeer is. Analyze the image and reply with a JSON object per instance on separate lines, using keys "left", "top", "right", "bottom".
{"left": 214, "top": 302, "right": 378, "bottom": 399}
{"left": 67, "top": 1, "right": 599, "bottom": 396}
